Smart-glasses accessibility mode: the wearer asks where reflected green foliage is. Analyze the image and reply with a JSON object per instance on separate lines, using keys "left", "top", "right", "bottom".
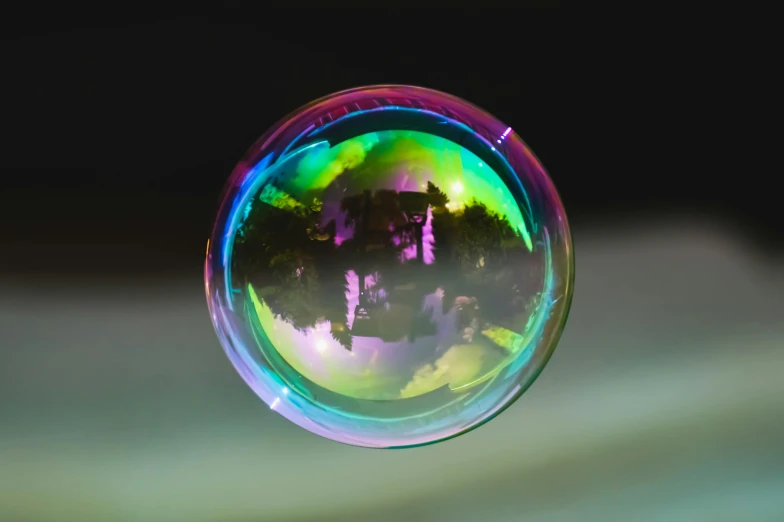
{"left": 233, "top": 181, "right": 531, "bottom": 350}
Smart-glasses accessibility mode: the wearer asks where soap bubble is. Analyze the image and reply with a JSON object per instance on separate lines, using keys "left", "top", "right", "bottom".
{"left": 205, "top": 85, "right": 573, "bottom": 448}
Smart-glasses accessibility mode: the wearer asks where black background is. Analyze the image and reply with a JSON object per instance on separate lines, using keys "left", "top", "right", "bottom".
{"left": 1, "top": 7, "right": 777, "bottom": 278}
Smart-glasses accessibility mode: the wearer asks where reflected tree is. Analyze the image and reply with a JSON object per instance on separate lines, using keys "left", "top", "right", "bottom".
{"left": 233, "top": 179, "right": 532, "bottom": 350}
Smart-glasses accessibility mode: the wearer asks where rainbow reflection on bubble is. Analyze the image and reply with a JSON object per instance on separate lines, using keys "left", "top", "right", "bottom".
{"left": 205, "top": 85, "right": 573, "bottom": 448}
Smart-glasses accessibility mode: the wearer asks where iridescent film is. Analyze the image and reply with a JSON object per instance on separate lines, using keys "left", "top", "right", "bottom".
{"left": 205, "top": 85, "right": 574, "bottom": 448}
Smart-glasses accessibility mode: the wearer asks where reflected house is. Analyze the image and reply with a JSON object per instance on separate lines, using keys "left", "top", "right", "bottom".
{"left": 347, "top": 188, "right": 437, "bottom": 342}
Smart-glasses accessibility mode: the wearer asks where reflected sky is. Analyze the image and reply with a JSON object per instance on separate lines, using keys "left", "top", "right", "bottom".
{"left": 248, "top": 281, "right": 521, "bottom": 401}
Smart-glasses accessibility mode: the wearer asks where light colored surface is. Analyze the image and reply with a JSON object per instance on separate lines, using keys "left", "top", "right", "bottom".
{"left": 1, "top": 220, "right": 782, "bottom": 521}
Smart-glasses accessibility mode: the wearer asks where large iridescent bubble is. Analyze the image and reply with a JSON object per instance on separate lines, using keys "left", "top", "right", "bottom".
{"left": 205, "top": 85, "right": 574, "bottom": 448}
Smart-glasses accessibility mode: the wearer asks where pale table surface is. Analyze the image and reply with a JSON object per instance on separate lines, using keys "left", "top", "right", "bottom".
{"left": 2, "top": 219, "right": 782, "bottom": 522}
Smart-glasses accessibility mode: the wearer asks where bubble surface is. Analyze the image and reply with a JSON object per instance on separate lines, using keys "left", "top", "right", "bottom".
{"left": 205, "top": 85, "right": 573, "bottom": 448}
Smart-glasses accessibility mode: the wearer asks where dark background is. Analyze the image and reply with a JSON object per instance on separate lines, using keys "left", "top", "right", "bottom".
{"left": 1, "top": 7, "right": 779, "bottom": 279}
{"left": 2, "top": 7, "right": 782, "bottom": 522}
